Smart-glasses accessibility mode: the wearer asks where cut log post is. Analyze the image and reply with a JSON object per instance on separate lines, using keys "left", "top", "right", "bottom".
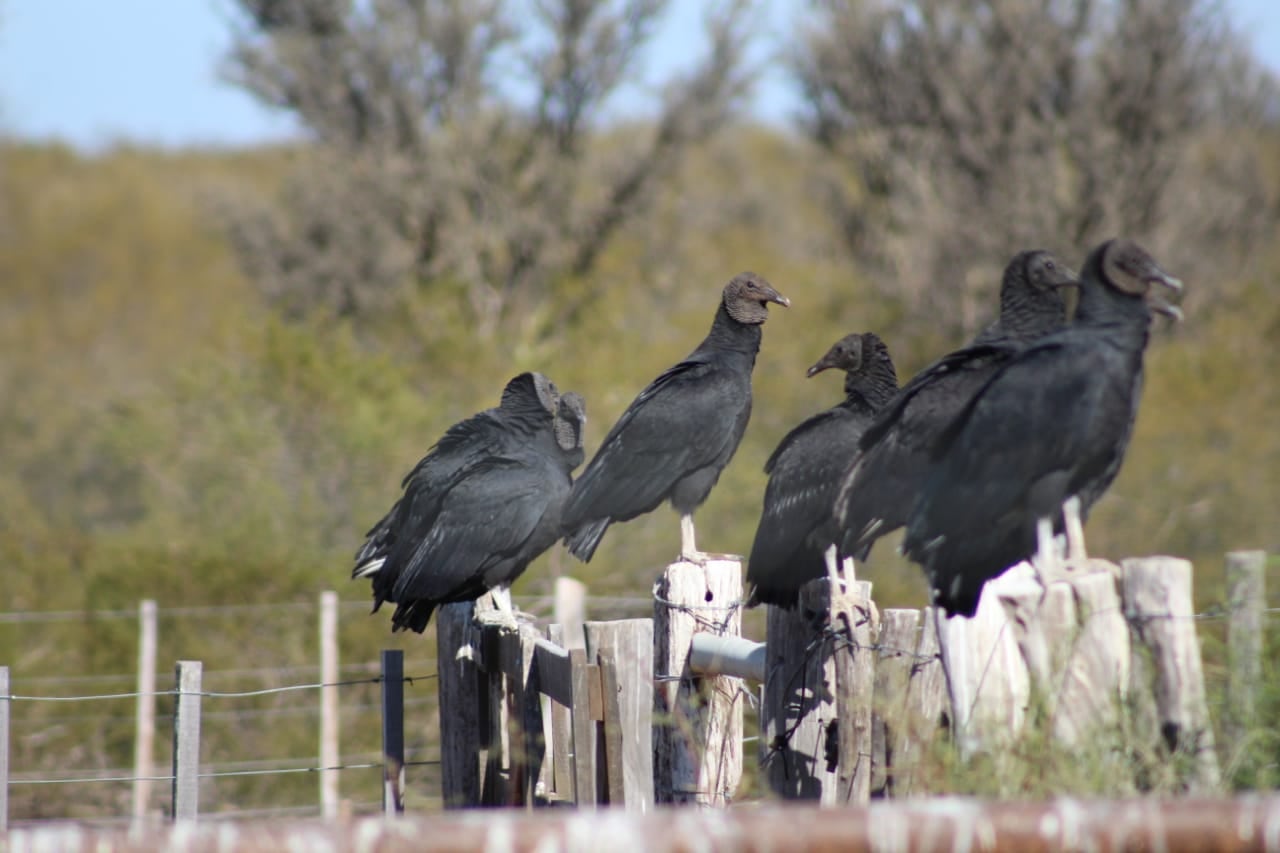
{"left": 585, "top": 619, "right": 655, "bottom": 811}
{"left": 653, "top": 558, "right": 744, "bottom": 806}
{"left": 436, "top": 601, "right": 486, "bottom": 808}
{"left": 555, "top": 577, "right": 588, "bottom": 651}
{"left": 171, "top": 660, "right": 203, "bottom": 821}
{"left": 835, "top": 580, "right": 878, "bottom": 805}
{"left": 1226, "top": 550, "right": 1266, "bottom": 747}
{"left": 872, "top": 608, "right": 920, "bottom": 797}
{"left": 1121, "top": 556, "right": 1221, "bottom": 792}
{"left": 761, "top": 580, "right": 839, "bottom": 802}
{"left": 132, "top": 599, "right": 158, "bottom": 825}
{"left": 952, "top": 567, "right": 1031, "bottom": 752}
{"left": 894, "top": 607, "right": 947, "bottom": 797}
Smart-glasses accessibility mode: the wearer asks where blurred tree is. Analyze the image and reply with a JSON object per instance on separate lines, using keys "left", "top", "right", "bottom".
{"left": 795, "top": 0, "right": 1277, "bottom": 338}
{"left": 221, "top": 0, "right": 754, "bottom": 335}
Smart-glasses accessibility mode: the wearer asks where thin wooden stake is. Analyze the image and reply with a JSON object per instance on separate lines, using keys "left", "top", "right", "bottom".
{"left": 555, "top": 577, "right": 587, "bottom": 651}
{"left": 171, "top": 660, "right": 203, "bottom": 821}
{"left": 381, "top": 649, "right": 405, "bottom": 815}
{"left": 585, "top": 619, "right": 655, "bottom": 810}
{"left": 1226, "top": 550, "right": 1266, "bottom": 745}
{"left": 319, "top": 591, "right": 340, "bottom": 818}
{"left": 132, "top": 599, "right": 157, "bottom": 825}
{"left": 1, "top": 666, "right": 9, "bottom": 833}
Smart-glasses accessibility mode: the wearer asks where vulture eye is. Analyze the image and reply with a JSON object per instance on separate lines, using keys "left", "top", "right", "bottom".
{"left": 1044, "top": 260, "right": 1055, "bottom": 271}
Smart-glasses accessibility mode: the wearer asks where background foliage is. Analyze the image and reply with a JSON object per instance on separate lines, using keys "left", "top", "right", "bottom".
{"left": 1, "top": 0, "right": 1278, "bottom": 821}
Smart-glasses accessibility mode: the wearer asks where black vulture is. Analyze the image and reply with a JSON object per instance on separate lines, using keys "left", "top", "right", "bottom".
{"left": 834, "top": 250, "right": 1077, "bottom": 563}
{"left": 745, "top": 333, "right": 898, "bottom": 608}
{"left": 562, "top": 272, "right": 789, "bottom": 563}
{"left": 353, "top": 374, "right": 586, "bottom": 632}
{"left": 902, "top": 239, "right": 1182, "bottom": 617}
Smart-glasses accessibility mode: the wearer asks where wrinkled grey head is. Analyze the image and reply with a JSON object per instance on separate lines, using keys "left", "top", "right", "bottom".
{"left": 500, "top": 372, "right": 559, "bottom": 417}
{"left": 1091, "top": 238, "right": 1184, "bottom": 321}
{"left": 992, "top": 250, "right": 1076, "bottom": 341}
{"left": 722, "top": 271, "right": 790, "bottom": 325}
{"left": 555, "top": 391, "right": 587, "bottom": 468}
{"left": 807, "top": 333, "right": 864, "bottom": 378}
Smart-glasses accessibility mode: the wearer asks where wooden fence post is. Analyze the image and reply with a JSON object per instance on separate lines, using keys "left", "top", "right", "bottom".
{"left": 893, "top": 607, "right": 947, "bottom": 797}
{"left": 585, "top": 619, "right": 655, "bottom": 810}
{"left": 1, "top": 666, "right": 9, "bottom": 833}
{"left": 171, "top": 660, "right": 203, "bottom": 821}
{"left": 653, "top": 558, "right": 743, "bottom": 806}
{"left": 381, "top": 649, "right": 405, "bottom": 815}
{"left": 132, "top": 599, "right": 157, "bottom": 825}
{"left": 1121, "top": 556, "right": 1221, "bottom": 792}
{"left": 498, "top": 621, "right": 551, "bottom": 808}
{"left": 872, "top": 608, "right": 920, "bottom": 797}
{"left": 1226, "top": 550, "right": 1266, "bottom": 746}
{"left": 436, "top": 601, "right": 485, "bottom": 807}
{"left": 835, "top": 580, "right": 878, "bottom": 805}
{"left": 556, "top": 577, "right": 587, "bottom": 651}
{"left": 545, "top": 624, "right": 574, "bottom": 803}
{"left": 319, "top": 591, "right": 339, "bottom": 819}
{"left": 760, "top": 580, "right": 838, "bottom": 803}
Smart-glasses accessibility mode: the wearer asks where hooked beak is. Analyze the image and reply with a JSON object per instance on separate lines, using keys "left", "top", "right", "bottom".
{"left": 769, "top": 292, "right": 791, "bottom": 308}
{"left": 805, "top": 358, "right": 832, "bottom": 378}
{"left": 1148, "top": 270, "right": 1184, "bottom": 322}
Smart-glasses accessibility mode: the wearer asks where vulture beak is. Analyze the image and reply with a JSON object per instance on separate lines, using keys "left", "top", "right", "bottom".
{"left": 1051, "top": 267, "right": 1081, "bottom": 289}
{"left": 1146, "top": 268, "right": 1184, "bottom": 322}
{"left": 766, "top": 290, "right": 791, "bottom": 308}
{"left": 806, "top": 357, "right": 833, "bottom": 378}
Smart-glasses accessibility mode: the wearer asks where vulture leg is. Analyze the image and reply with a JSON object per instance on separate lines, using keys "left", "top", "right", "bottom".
{"left": 679, "top": 514, "right": 712, "bottom": 565}
{"left": 825, "top": 544, "right": 861, "bottom": 635}
{"left": 1062, "top": 495, "right": 1088, "bottom": 564}
{"left": 1031, "top": 515, "right": 1060, "bottom": 588}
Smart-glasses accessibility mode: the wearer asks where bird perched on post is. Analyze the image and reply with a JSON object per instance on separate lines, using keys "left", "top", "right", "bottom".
{"left": 562, "top": 272, "right": 790, "bottom": 564}
{"left": 353, "top": 374, "right": 586, "bottom": 632}
{"left": 903, "top": 238, "right": 1182, "bottom": 617}
{"left": 745, "top": 332, "right": 898, "bottom": 608}
{"left": 834, "top": 250, "right": 1077, "bottom": 564}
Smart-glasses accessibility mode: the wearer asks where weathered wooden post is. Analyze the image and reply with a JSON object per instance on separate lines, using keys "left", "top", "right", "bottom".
{"left": 893, "top": 607, "right": 947, "bottom": 797}
{"left": 1226, "top": 550, "right": 1266, "bottom": 746}
{"left": 1121, "top": 556, "right": 1221, "bottom": 791}
{"left": 872, "top": 608, "right": 920, "bottom": 797}
{"left": 555, "top": 577, "right": 588, "bottom": 651}
{"left": 653, "top": 558, "right": 743, "bottom": 806}
{"left": 760, "top": 577, "right": 877, "bottom": 804}
{"left": 436, "top": 601, "right": 486, "bottom": 807}
{"left": 585, "top": 620, "right": 655, "bottom": 810}
{"left": 132, "top": 599, "right": 157, "bottom": 825}
{"left": 498, "top": 620, "right": 553, "bottom": 808}
{"left": 171, "top": 660, "right": 203, "bottom": 821}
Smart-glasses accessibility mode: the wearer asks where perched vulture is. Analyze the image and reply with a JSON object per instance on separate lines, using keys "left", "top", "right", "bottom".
{"left": 903, "top": 239, "right": 1182, "bottom": 616}
{"left": 746, "top": 332, "right": 898, "bottom": 607}
{"left": 562, "top": 272, "right": 789, "bottom": 563}
{"left": 354, "top": 374, "right": 586, "bottom": 632}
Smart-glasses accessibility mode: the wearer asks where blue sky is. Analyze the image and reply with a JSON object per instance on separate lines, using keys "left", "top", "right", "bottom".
{"left": 2, "top": 0, "right": 1278, "bottom": 149}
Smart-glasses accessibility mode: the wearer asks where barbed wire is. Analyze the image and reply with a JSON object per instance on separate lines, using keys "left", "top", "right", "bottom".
{"left": 8, "top": 755, "right": 441, "bottom": 787}
{"left": 2, "top": 673, "right": 437, "bottom": 704}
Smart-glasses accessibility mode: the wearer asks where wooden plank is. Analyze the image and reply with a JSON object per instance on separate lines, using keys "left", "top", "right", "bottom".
{"left": 761, "top": 579, "right": 839, "bottom": 803}
{"left": 652, "top": 558, "right": 744, "bottom": 806}
{"left": 598, "top": 651, "right": 627, "bottom": 805}
{"left": 171, "top": 660, "right": 203, "bottom": 821}
{"left": 546, "top": 624, "right": 574, "bottom": 802}
{"left": 585, "top": 619, "right": 655, "bottom": 811}
{"left": 132, "top": 599, "right": 157, "bottom": 825}
{"left": 1226, "top": 550, "right": 1266, "bottom": 746}
{"left": 319, "top": 591, "right": 340, "bottom": 819}
{"left": 569, "top": 648, "right": 598, "bottom": 806}
{"left": 480, "top": 622, "right": 510, "bottom": 807}
{"left": 1121, "top": 556, "right": 1221, "bottom": 791}
{"left": 436, "top": 601, "right": 484, "bottom": 808}
{"left": 835, "top": 580, "right": 877, "bottom": 805}
{"left": 871, "top": 608, "right": 920, "bottom": 797}
{"left": 500, "top": 623, "right": 549, "bottom": 809}
{"left": 555, "top": 577, "right": 588, "bottom": 651}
